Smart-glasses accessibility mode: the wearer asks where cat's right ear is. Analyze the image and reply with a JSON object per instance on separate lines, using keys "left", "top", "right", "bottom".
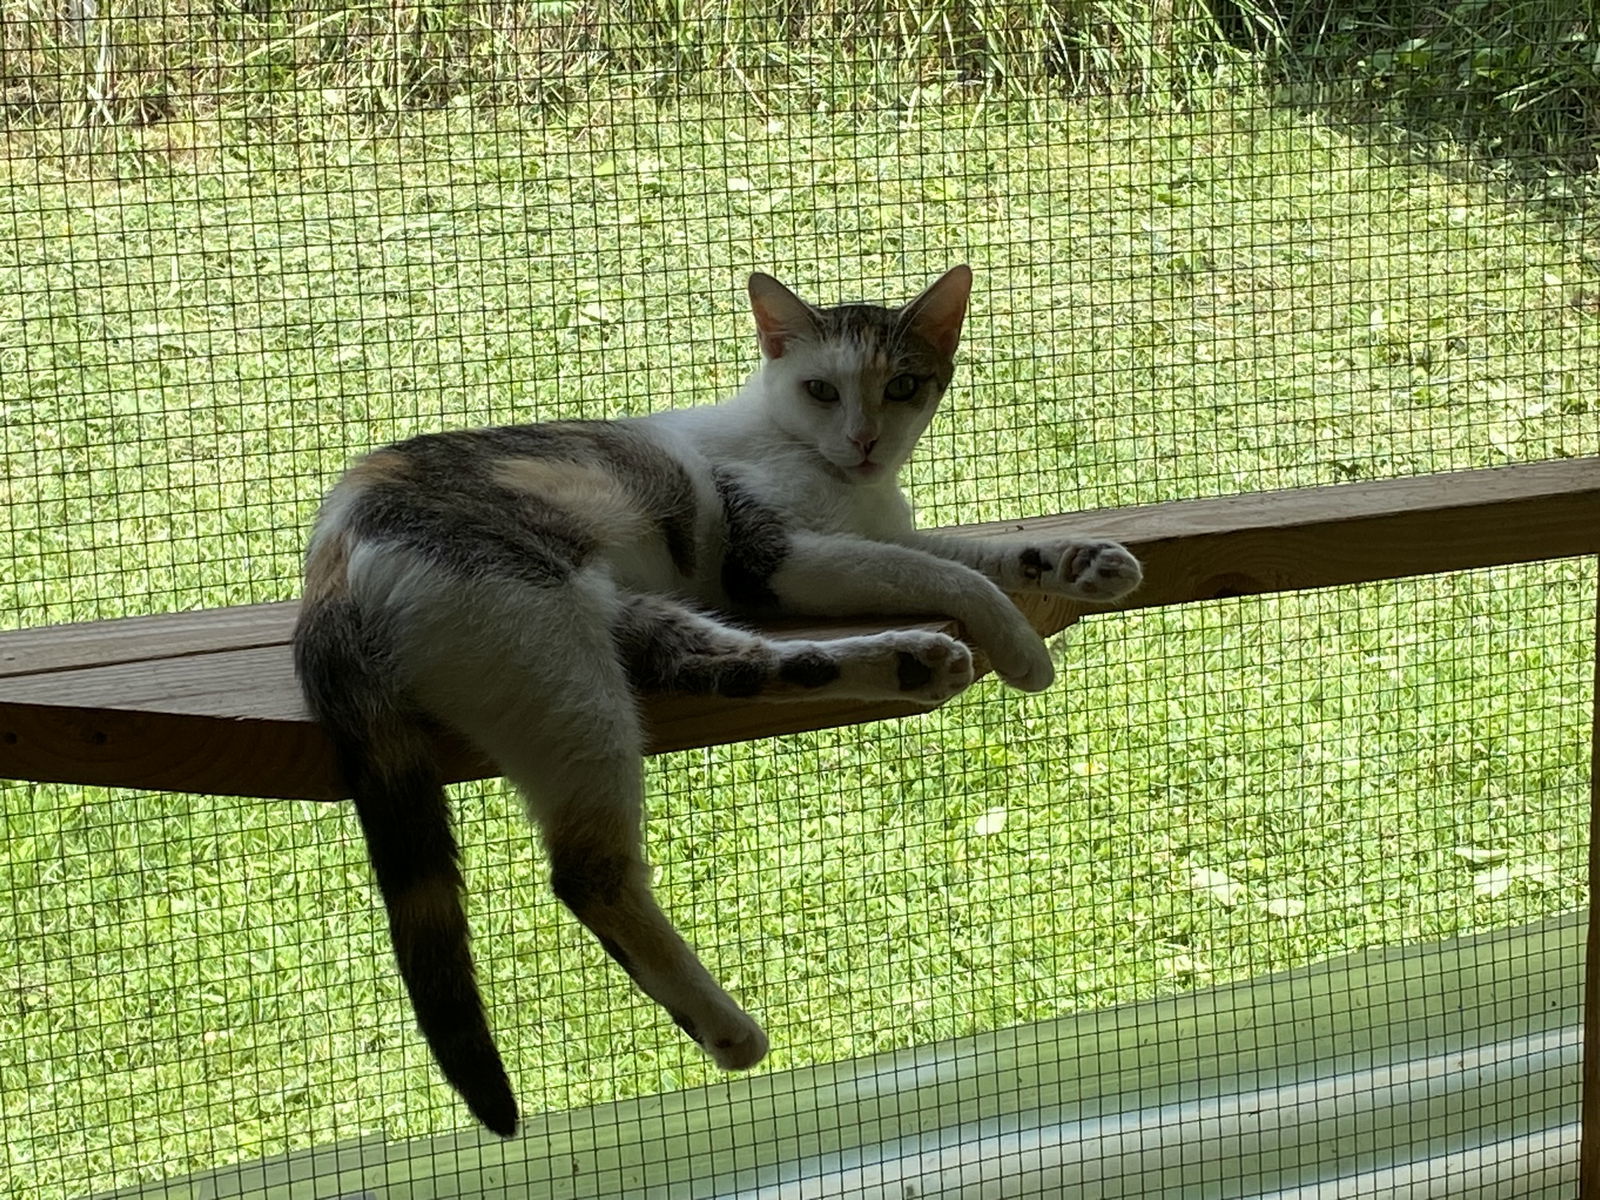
{"left": 748, "top": 273, "right": 819, "bottom": 359}
{"left": 900, "top": 265, "right": 972, "bottom": 360}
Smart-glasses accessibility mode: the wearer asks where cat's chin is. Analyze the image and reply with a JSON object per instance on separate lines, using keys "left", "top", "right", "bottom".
{"left": 845, "top": 461, "right": 890, "bottom": 482}
{"left": 817, "top": 454, "right": 892, "bottom": 484}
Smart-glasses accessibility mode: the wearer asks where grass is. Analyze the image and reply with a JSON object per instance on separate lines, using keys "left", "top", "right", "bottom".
{"left": 7, "top": 0, "right": 1596, "bottom": 201}
{"left": 2, "top": 0, "right": 1254, "bottom": 130}
{"left": 1270, "top": 0, "right": 1600, "bottom": 187}
{"left": 1, "top": 83, "right": 1597, "bottom": 1197}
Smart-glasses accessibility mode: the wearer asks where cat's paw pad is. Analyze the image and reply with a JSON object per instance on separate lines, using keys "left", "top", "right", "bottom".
{"left": 681, "top": 1008, "right": 768, "bottom": 1071}
{"left": 1036, "top": 540, "right": 1142, "bottom": 602}
{"left": 888, "top": 632, "right": 974, "bottom": 704}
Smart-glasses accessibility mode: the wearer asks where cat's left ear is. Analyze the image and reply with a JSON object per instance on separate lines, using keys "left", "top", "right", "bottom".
{"left": 900, "top": 265, "right": 972, "bottom": 359}
{"left": 749, "top": 273, "right": 821, "bottom": 359}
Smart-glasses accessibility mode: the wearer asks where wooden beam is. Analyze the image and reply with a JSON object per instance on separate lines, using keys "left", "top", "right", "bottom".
{"left": 982, "top": 454, "right": 1600, "bottom": 632}
{"left": 0, "top": 602, "right": 299, "bottom": 680}
{"left": 2, "top": 458, "right": 1596, "bottom": 801}
{"left": 1583, "top": 558, "right": 1600, "bottom": 1197}
{"left": 0, "top": 616, "right": 961, "bottom": 801}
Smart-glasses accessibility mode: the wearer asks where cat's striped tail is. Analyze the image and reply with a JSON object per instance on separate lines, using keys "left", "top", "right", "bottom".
{"left": 293, "top": 594, "right": 519, "bottom": 1138}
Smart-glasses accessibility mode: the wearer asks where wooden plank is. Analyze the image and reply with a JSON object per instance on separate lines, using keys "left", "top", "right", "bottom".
{"left": 0, "top": 618, "right": 958, "bottom": 725}
{"left": 0, "top": 621, "right": 965, "bottom": 801}
{"left": 0, "top": 704, "right": 362, "bottom": 804}
{"left": 2, "top": 459, "right": 1597, "bottom": 801}
{"left": 1582, "top": 558, "right": 1600, "bottom": 1197}
{"left": 5, "top": 457, "right": 1596, "bottom": 675}
{"left": 0, "top": 602, "right": 297, "bottom": 679}
{"left": 9, "top": 458, "right": 1596, "bottom": 675}
{"left": 976, "top": 455, "right": 1600, "bottom": 612}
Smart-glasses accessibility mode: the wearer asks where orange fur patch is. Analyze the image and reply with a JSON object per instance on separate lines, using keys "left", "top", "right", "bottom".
{"left": 492, "top": 458, "right": 649, "bottom": 544}
{"left": 302, "top": 528, "right": 351, "bottom": 607}
{"left": 302, "top": 451, "right": 412, "bottom": 604}
{"left": 346, "top": 449, "right": 412, "bottom": 487}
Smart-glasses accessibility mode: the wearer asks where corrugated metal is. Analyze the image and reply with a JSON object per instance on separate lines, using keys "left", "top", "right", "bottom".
{"left": 102, "top": 913, "right": 1583, "bottom": 1200}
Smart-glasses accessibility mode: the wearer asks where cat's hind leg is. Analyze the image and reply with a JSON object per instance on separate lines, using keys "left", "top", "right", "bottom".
{"left": 524, "top": 748, "right": 769, "bottom": 1071}
{"left": 417, "top": 574, "right": 769, "bottom": 1072}
{"left": 612, "top": 593, "right": 975, "bottom": 706}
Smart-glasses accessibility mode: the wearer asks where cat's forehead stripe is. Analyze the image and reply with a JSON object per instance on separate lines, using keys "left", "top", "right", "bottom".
{"left": 814, "top": 337, "right": 889, "bottom": 379}
{"left": 812, "top": 304, "right": 915, "bottom": 371}
{"left": 809, "top": 301, "right": 955, "bottom": 379}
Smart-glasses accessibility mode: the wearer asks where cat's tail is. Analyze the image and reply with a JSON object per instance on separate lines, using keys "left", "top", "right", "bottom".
{"left": 293, "top": 593, "right": 519, "bottom": 1138}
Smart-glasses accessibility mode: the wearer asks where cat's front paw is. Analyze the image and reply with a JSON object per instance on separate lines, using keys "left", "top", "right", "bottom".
{"left": 809, "top": 630, "right": 975, "bottom": 705}
{"left": 1023, "top": 539, "right": 1142, "bottom": 602}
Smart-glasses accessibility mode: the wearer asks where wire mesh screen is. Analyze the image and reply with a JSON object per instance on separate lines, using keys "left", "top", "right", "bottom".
{"left": 2, "top": 3, "right": 1597, "bottom": 1197}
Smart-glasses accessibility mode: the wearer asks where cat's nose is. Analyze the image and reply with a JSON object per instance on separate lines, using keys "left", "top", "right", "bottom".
{"left": 851, "top": 434, "right": 878, "bottom": 457}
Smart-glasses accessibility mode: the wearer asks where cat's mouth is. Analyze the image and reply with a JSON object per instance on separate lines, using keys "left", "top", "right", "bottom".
{"left": 818, "top": 448, "right": 889, "bottom": 483}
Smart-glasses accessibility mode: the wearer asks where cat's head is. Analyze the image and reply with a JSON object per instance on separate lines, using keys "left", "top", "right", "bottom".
{"left": 746, "top": 267, "right": 971, "bottom": 483}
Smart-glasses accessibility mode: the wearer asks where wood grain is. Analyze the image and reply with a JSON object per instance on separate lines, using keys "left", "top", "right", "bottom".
{"left": 1583, "top": 559, "right": 1600, "bottom": 1197}
{"left": 2, "top": 458, "right": 1597, "bottom": 801}
{"left": 0, "top": 602, "right": 298, "bottom": 679}
{"left": 0, "top": 618, "right": 967, "bottom": 800}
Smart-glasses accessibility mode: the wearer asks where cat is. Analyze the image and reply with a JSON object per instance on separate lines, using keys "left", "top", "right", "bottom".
{"left": 292, "top": 266, "right": 1142, "bottom": 1137}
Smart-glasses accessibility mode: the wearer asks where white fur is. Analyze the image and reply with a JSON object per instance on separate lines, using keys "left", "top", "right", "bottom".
{"left": 310, "top": 271, "right": 1142, "bottom": 1111}
{"left": 648, "top": 369, "right": 918, "bottom": 543}
{"left": 643, "top": 348, "right": 1125, "bottom": 692}
{"left": 331, "top": 339, "right": 1139, "bottom": 700}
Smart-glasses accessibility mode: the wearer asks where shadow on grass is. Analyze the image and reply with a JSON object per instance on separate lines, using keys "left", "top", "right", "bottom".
{"left": 1213, "top": 0, "right": 1597, "bottom": 232}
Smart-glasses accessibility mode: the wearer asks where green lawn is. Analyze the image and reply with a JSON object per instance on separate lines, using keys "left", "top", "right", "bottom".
{"left": 1, "top": 84, "right": 1596, "bottom": 1198}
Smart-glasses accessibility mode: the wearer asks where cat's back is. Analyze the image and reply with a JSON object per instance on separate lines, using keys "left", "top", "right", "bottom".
{"left": 311, "top": 416, "right": 723, "bottom": 602}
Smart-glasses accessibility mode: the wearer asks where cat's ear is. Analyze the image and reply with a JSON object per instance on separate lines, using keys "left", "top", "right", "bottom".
{"left": 748, "top": 273, "right": 820, "bottom": 359}
{"left": 900, "top": 265, "right": 972, "bottom": 359}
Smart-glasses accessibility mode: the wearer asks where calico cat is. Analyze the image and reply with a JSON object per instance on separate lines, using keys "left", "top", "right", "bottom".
{"left": 292, "top": 266, "right": 1142, "bottom": 1137}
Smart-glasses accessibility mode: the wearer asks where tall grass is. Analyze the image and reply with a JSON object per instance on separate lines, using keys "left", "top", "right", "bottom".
{"left": 1267, "top": 0, "right": 1598, "bottom": 184}
{"left": 6, "top": 0, "right": 1593, "bottom": 190}
{"left": 1, "top": 0, "right": 1253, "bottom": 133}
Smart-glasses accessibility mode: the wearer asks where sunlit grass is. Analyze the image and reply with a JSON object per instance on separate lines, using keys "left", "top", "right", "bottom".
{"left": 1, "top": 85, "right": 1595, "bottom": 1197}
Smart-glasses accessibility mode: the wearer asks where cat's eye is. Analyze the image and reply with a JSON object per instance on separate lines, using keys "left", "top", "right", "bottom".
{"left": 884, "top": 374, "right": 921, "bottom": 402}
{"left": 804, "top": 379, "right": 841, "bottom": 403}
